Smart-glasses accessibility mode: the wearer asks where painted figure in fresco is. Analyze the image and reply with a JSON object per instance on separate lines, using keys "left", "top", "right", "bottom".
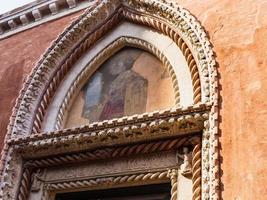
{"left": 82, "top": 48, "right": 148, "bottom": 122}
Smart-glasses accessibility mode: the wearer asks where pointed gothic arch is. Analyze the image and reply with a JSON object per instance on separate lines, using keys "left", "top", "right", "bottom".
{"left": 0, "top": 1, "right": 219, "bottom": 199}
{"left": 43, "top": 24, "right": 195, "bottom": 132}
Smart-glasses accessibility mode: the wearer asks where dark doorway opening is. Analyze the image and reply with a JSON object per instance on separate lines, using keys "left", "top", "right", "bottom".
{"left": 55, "top": 183, "right": 171, "bottom": 200}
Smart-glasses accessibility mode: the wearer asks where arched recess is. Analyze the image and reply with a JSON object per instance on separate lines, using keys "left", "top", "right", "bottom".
{"left": 6, "top": 0, "right": 214, "bottom": 138}
{"left": 43, "top": 22, "right": 194, "bottom": 132}
{"left": 0, "top": 0, "right": 219, "bottom": 199}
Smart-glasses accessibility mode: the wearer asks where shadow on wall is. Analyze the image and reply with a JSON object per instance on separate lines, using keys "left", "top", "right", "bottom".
{"left": 0, "top": 60, "right": 24, "bottom": 150}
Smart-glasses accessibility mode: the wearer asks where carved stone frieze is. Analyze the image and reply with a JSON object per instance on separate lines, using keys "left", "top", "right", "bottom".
{"left": 0, "top": 0, "right": 219, "bottom": 199}
{"left": 40, "top": 170, "right": 171, "bottom": 200}
{"left": 9, "top": 104, "right": 208, "bottom": 157}
{"left": 15, "top": 135, "right": 200, "bottom": 200}
{"left": 30, "top": 169, "right": 46, "bottom": 192}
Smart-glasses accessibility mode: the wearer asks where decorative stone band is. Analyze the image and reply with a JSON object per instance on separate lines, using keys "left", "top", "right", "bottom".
{"left": 46, "top": 170, "right": 169, "bottom": 192}
{"left": 8, "top": 104, "right": 209, "bottom": 155}
{"left": 167, "top": 169, "right": 178, "bottom": 200}
{"left": 192, "top": 140, "right": 201, "bottom": 200}
{"left": 17, "top": 168, "right": 31, "bottom": 200}
{"left": 1, "top": 0, "right": 219, "bottom": 199}
{"left": 25, "top": 135, "right": 199, "bottom": 168}
{"left": 17, "top": 168, "right": 172, "bottom": 200}
{"left": 16, "top": 135, "right": 201, "bottom": 200}
{"left": 122, "top": 8, "right": 201, "bottom": 104}
{"left": 7, "top": 0, "right": 206, "bottom": 139}
{"left": 54, "top": 37, "right": 181, "bottom": 130}
{"left": 0, "top": 0, "right": 97, "bottom": 39}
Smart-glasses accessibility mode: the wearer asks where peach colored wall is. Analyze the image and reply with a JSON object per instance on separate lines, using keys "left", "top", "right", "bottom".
{"left": 0, "top": 1, "right": 266, "bottom": 199}
{"left": 177, "top": 0, "right": 267, "bottom": 199}
{"left": 0, "top": 12, "right": 82, "bottom": 150}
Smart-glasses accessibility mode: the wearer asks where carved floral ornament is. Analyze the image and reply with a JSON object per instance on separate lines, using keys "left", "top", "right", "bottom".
{"left": 0, "top": 0, "right": 219, "bottom": 199}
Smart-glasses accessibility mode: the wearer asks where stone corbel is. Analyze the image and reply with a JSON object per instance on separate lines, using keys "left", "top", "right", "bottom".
{"left": 30, "top": 169, "right": 46, "bottom": 192}
{"left": 177, "top": 147, "right": 193, "bottom": 177}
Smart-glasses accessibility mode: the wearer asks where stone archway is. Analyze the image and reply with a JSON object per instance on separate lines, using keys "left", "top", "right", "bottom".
{"left": 0, "top": 1, "right": 219, "bottom": 199}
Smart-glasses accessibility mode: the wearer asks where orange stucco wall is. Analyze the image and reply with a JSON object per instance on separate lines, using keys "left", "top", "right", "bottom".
{"left": 177, "top": 0, "right": 267, "bottom": 199}
{"left": 0, "top": 1, "right": 266, "bottom": 199}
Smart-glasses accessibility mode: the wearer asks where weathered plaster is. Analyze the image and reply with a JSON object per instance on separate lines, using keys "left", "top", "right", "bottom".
{"left": 178, "top": 0, "right": 267, "bottom": 199}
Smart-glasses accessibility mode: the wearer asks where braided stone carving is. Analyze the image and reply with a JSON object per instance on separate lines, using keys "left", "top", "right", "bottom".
{"left": 25, "top": 136, "right": 193, "bottom": 168}
{"left": 167, "top": 169, "right": 178, "bottom": 200}
{"left": 15, "top": 135, "right": 200, "bottom": 200}
{"left": 192, "top": 143, "right": 201, "bottom": 200}
{"left": 1, "top": 0, "right": 219, "bottom": 199}
{"left": 46, "top": 171, "right": 168, "bottom": 191}
{"left": 17, "top": 168, "right": 31, "bottom": 200}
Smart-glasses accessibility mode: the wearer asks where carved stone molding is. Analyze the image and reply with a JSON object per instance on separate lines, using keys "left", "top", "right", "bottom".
{"left": 6, "top": 0, "right": 209, "bottom": 139}
{"left": 10, "top": 104, "right": 208, "bottom": 158}
{"left": 167, "top": 169, "right": 178, "bottom": 200}
{"left": 15, "top": 135, "right": 200, "bottom": 200}
{"left": 0, "top": 0, "right": 97, "bottom": 39}
{"left": 0, "top": 0, "right": 219, "bottom": 199}
{"left": 23, "top": 135, "right": 200, "bottom": 168}
{"left": 41, "top": 170, "right": 172, "bottom": 200}
{"left": 46, "top": 170, "right": 169, "bottom": 192}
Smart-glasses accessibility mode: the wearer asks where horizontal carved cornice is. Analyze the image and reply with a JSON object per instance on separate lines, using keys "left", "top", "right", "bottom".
{"left": 9, "top": 104, "right": 209, "bottom": 155}
{"left": 25, "top": 135, "right": 199, "bottom": 167}
{"left": 46, "top": 170, "right": 169, "bottom": 192}
{"left": 0, "top": 0, "right": 97, "bottom": 39}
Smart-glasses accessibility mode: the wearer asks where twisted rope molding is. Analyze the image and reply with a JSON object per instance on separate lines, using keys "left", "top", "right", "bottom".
{"left": 39, "top": 170, "right": 172, "bottom": 200}
{"left": 122, "top": 9, "right": 201, "bottom": 104}
{"left": 16, "top": 135, "right": 198, "bottom": 200}
{"left": 25, "top": 136, "right": 194, "bottom": 168}
{"left": 192, "top": 142, "right": 201, "bottom": 200}
{"left": 1, "top": 0, "right": 219, "bottom": 199}
{"left": 54, "top": 37, "right": 181, "bottom": 130}
{"left": 167, "top": 169, "right": 178, "bottom": 200}
{"left": 46, "top": 170, "right": 169, "bottom": 192}
{"left": 37, "top": 6, "right": 202, "bottom": 134}
{"left": 17, "top": 168, "right": 31, "bottom": 200}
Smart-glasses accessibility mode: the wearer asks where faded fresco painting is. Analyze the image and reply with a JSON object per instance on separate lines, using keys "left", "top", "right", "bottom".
{"left": 65, "top": 47, "right": 175, "bottom": 128}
